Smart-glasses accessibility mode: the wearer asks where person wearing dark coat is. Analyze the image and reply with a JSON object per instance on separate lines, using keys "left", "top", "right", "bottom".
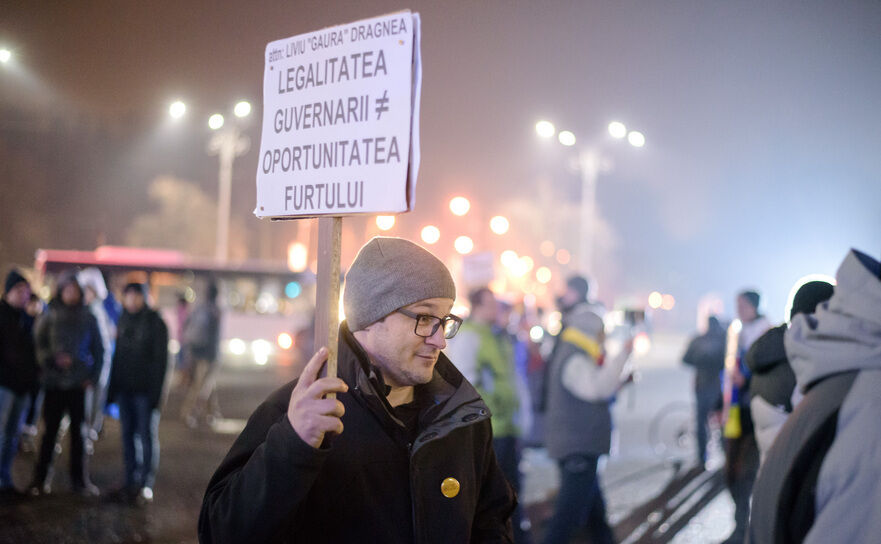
{"left": 199, "top": 237, "right": 515, "bottom": 544}
{"left": 682, "top": 315, "right": 727, "bottom": 465}
{"left": 542, "top": 306, "right": 632, "bottom": 544}
{"left": 745, "top": 279, "right": 834, "bottom": 459}
{"left": 107, "top": 283, "right": 169, "bottom": 503}
{"left": 180, "top": 282, "right": 222, "bottom": 427}
{"left": 0, "top": 270, "right": 39, "bottom": 493}
{"left": 30, "top": 271, "right": 104, "bottom": 497}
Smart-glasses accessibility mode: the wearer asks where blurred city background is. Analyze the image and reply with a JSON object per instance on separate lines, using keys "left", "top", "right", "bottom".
{"left": 1, "top": 2, "right": 880, "bottom": 543}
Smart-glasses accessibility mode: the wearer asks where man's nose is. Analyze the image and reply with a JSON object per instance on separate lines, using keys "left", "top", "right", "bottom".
{"left": 426, "top": 326, "right": 447, "bottom": 349}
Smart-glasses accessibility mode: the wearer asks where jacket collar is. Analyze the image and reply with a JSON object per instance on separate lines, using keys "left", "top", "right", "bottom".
{"left": 337, "top": 323, "right": 489, "bottom": 436}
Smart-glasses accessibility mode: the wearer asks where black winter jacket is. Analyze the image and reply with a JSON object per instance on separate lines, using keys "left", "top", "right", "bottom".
{"left": 682, "top": 323, "right": 726, "bottom": 392}
{"left": 199, "top": 324, "right": 515, "bottom": 543}
{"left": 0, "top": 300, "right": 39, "bottom": 394}
{"left": 745, "top": 325, "right": 796, "bottom": 412}
{"left": 109, "top": 307, "right": 169, "bottom": 410}
{"left": 35, "top": 301, "right": 104, "bottom": 390}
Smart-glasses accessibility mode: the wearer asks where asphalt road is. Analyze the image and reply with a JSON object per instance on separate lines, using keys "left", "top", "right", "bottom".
{"left": 0, "top": 364, "right": 295, "bottom": 544}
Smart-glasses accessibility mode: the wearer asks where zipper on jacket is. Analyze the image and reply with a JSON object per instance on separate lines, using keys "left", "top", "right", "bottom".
{"left": 408, "top": 441, "right": 422, "bottom": 543}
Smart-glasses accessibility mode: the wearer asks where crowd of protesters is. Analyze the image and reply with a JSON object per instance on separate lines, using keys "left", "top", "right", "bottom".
{"left": 2, "top": 242, "right": 879, "bottom": 544}
{"left": 0, "top": 267, "right": 221, "bottom": 507}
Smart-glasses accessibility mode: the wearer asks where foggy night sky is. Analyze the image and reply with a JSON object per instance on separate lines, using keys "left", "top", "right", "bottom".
{"left": 2, "top": 1, "right": 880, "bottom": 328}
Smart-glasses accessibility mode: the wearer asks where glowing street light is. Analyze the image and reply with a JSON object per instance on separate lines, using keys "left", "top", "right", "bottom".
{"left": 169, "top": 100, "right": 186, "bottom": 119}
{"left": 627, "top": 130, "right": 646, "bottom": 148}
{"left": 661, "top": 294, "right": 676, "bottom": 310}
{"left": 648, "top": 291, "right": 663, "bottom": 309}
{"left": 208, "top": 113, "right": 225, "bottom": 130}
{"left": 287, "top": 242, "right": 308, "bottom": 272}
{"left": 421, "top": 225, "right": 440, "bottom": 244}
{"left": 536, "top": 267, "right": 552, "bottom": 284}
{"left": 500, "top": 250, "right": 519, "bottom": 268}
{"left": 558, "top": 130, "right": 577, "bottom": 147}
{"left": 608, "top": 121, "right": 627, "bottom": 139}
{"left": 489, "top": 215, "right": 509, "bottom": 235}
{"left": 207, "top": 100, "right": 251, "bottom": 262}
{"left": 0, "top": 49, "right": 11, "bottom": 64}
{"left": 376, "top": 215, "right": 395, "bottom": 231}
{"left": 556, "top": 248, "right": 571, "bottom": 265}
{"left": 536, "top": 118, "right": 645, "bottom": 273}
{"left": 454, "top": 236, "right": 474, "bottom": 255}
{"left": 234, "top": 100, "right": 252, "bottom": 118}
{"left": 535, "top": 120, "right": 556, "bottom": 139}
{"left": 277, "top": 332, "right": 294, "bottom": 350}
{"left": 449, "top": 196, "right": 471, "bottom": 216}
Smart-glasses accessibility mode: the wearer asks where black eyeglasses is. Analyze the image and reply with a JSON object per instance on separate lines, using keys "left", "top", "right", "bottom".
{"left": 397, "top": 308, "right": 463, "bottom": 339}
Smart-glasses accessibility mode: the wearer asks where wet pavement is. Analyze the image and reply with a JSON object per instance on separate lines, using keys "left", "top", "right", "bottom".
{"left": 0, "top": 364, "right": 296, "bottom": 544}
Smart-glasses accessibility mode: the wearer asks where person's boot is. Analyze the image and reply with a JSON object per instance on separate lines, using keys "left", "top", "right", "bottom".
{"left": 26, "top": 475, "right": 51, "bottom": 496}
{"left": 27, "top": 461, "right": 54, "bottom": 496}
{"left": 136, "top": 486, "right": 154, "bottom": 506}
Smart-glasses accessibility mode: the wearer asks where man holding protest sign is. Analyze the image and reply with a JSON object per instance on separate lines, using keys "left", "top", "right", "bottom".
{"left": 199, "top": 237, "right": 516, "bottom": 543}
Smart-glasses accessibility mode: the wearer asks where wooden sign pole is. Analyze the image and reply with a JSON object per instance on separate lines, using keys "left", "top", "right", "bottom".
{"left": 313, "top": 216, "right": 343, "bottom": 398}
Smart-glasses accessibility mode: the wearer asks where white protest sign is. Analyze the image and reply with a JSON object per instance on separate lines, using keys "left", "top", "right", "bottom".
{"left": 255, "top": 11, "right": 422, "bottom": 219}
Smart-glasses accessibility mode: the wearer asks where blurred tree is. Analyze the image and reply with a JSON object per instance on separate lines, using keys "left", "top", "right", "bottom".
{"left": 126, "top": 176, "right": 248, "bottom": 260}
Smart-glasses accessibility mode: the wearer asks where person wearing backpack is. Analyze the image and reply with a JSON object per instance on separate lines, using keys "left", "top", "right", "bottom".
{"left": 750, "top": 249, "right": 881, "bottom": 543}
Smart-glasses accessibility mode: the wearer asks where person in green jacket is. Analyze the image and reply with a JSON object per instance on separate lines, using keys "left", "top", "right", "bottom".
{"left": 447, "top": 287, "right": 529, "bottom": 543}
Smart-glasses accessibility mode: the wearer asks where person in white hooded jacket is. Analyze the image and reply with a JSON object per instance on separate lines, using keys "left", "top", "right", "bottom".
{"left": 750, "top": 249, "right": 881, "bottom": 544}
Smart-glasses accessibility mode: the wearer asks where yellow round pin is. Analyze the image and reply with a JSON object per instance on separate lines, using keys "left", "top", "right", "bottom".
{"left": 441, "top": 477, "right": 460, "bottom": 498}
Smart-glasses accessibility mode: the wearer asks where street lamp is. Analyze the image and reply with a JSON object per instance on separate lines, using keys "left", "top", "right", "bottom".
{"left": 608, "top": 121, "right": 627, "bottom": 139}
{"left": 449, "top": 196, "right": 471, "bottom": 216}
{"left": 208, "top": 101, "right": 251, "bottom": 263}
{"left": 489, "top": 215, "right": 509, "bottom": 235}
{"left": 208, "top": 113, "right": 225, "bottom": 130}
{"left": 535, "top": 118, "right": 645, "bottom": 273}
{"left": 535, "top": 120, "right": 555, "bottom": 139}
{"left": 421, "top": 225, "right": 440, "bottom": 244}
{"left": 454, "top": 236, "right": 474, "bottom": 255}
{"left": 233, "top": 101, "right": 252, "bottom": 118}
{"left": 376, "top": 215, "right": 395, "bottom": 230}
{"left": 169, "top": 100, "right": 186, "bottom": 119}
{"left": 0, "top": 49, "right": 11, "bottom": 64}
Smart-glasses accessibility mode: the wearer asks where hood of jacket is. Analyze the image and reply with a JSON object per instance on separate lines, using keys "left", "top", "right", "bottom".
{"left": 746, "top": 324, "right": 787, "bottom": 373}
{"left": 785, "top": 249, "right": 881, "bottom": 391}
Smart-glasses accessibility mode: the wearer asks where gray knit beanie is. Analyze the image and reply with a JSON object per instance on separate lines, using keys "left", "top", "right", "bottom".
{"left": 344, "top": 237, "right": 456, "bottom": 331}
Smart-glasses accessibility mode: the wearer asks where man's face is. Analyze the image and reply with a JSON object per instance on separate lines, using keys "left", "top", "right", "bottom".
{"left": 736, "top": 295, "right": 757, "bottom": 322}
{"left": 355, "top": 297, "right": 454, "bottom": 389}
{"left": 5, "top": 282, "right": 31, "bottom": 309}
{"left": 123, "top": 290, "right": 145, "bottom": 313}
{"left": 559, "top": 286, "right": 580, "bottom": 309}
{"left": 61, "top": 283, "right": 81, "bottom": 306}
